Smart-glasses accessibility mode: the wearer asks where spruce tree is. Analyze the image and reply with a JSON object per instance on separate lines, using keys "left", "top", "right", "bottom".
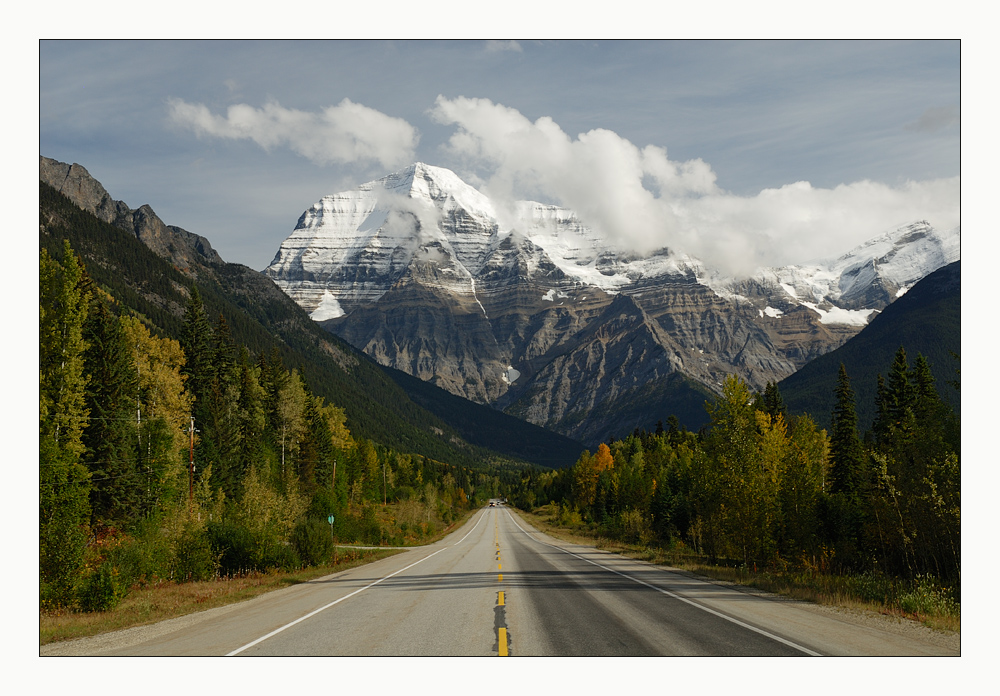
{"left": 829, "top": 364, "right": 864, "bottom": 495}
{"left": 885, "top": 346, "right": 913, "bottom": 430}
{"left": 82, "top": 300, "right": 141, "bottom": 522}
{"left": 179, "top": 287, "right": 215, "bottom": 492}
{"left": 180, "top": 287, "right": 215, "bottom": 408}
{"left": 758, "top": 381, "right": 787, "bottom": 423}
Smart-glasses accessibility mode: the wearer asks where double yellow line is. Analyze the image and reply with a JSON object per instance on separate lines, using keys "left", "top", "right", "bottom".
{"left": 495, "top": 512, "right": 507, "bottom": 657}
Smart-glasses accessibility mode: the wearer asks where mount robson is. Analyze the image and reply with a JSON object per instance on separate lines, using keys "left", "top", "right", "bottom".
{"left": 266, "top": 162, "right": 960, "bottom": 447}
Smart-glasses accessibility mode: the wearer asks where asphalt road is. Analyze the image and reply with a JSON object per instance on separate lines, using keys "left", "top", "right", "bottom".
{"left": 44, "top": 506, "right": 959, "bottom": 656}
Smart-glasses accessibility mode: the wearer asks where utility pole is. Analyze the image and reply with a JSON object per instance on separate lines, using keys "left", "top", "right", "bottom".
{"left": 185, "top": 417, "right": 199, "bottom": 516}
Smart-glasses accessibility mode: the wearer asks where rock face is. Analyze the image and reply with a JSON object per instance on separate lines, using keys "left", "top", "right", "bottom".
{"left": 266, "top": 163, "right": 960, "bottom": 445}
{"left": 40, "top": 156, "right": 223, "bottom": 270}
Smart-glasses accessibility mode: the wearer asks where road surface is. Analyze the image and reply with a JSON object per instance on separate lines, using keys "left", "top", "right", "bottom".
{"left": 42, "top": 506, "right": 958, "bottom": 656}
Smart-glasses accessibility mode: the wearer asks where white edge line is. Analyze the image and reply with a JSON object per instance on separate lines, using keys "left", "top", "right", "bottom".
{"left": 503, "top": 509, "right": 823, "bottom": 657}
{"left": 226, "top": 510, "right": 488, "bottom": 656}
{"left": 226, "top": 546, "right": 448, "bottom": 656}
{"left": 454, "top": 508, "right": 488, "bottom": 544}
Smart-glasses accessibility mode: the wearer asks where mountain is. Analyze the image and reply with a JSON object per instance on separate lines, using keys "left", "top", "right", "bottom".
{"left": 266, "top": 162, "right": 959, "bottom": 445}
{"left": 39, "top": 156, "right": 584, "bottom": 469}
{"left": 779, "top": 260, "right": 961, "bottom": 433}
{"left": 40, "top": 156, "right": 223, "bottom": 271}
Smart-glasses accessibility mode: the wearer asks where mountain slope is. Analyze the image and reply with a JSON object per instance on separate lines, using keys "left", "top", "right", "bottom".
{"left": 39, "top": 158, "right": 585, "bottom": 469}
{"left": 779, "top": 260, "right": 961, "bottom": 432}
{"left": 266, "top": 162, "right": 958, "bottom": 441}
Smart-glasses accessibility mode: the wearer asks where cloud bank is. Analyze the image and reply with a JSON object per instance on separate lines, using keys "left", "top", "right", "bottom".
{"left": 167, "top": 95, "right": 959, "bottom": 277}
{"left": 430, "top": 96, "right": 959, "bottom": 276}
{"left": 167, "top": 97, "right": 418, "bottom": 169}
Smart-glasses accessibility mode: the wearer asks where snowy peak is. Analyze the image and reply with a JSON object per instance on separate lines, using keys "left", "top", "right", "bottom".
{"left": 268, "top": 163, "right": 958, "bottom": 327}
{"left": 833, "top": 220, "right": 960, "bottom": 303}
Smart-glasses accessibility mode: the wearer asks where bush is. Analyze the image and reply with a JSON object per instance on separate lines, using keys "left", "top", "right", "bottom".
{"left": 78, "top": 562, "right": 127, "bottom": 612}
{"left": 293, "top": 518, "right": 334, "bottom": 567}
{"left": 207, "top": 520, "right": 300, "bottom": 575}
{"left": 173, "top": 523, "right": 218, "bottom": 582}
{"left": 207, "top": 521, "right": 258, "bottom": 576}
{"left": 615, "top": 509, "right": 654, "bottom": 545}
{"left": 898, "top": 574, "right": 959, "bottom": 616}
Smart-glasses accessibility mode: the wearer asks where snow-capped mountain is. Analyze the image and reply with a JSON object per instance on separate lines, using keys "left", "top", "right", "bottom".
{"left": 266, "top": 163, "right": 959, "bottom": 445}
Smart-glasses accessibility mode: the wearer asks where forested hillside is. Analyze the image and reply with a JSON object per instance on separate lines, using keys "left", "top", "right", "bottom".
{"left": 39, "top": 180, "right": 580, "bottom": 468}
{"left": 513, "top": 359, "right": 960, "bottom": 600}
{"left": 39, "top": 181, "right": 560, "bottom": 613}
{"left": 779, "top": 261, "right": 960, "bottom": 431}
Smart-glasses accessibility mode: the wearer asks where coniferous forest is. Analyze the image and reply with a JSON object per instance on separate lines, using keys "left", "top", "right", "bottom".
{"left": 39, "top": 179, "right": 959, "bottom": 623}
{"left": 40, "top": 239, "right": 512, "bottom": 612}
{"left": 507, "top": 361, "right": 960, "bottom": 610}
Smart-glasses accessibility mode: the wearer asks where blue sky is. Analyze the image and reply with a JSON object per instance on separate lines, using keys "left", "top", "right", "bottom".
{"left": 39, "top": 39, "right": 960, "bottom": 272}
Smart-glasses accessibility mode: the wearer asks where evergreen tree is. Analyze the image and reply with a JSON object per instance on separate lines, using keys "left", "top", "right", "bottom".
{"left": 82, "top": 299, "right": 142, "bottom": 522}
{"left": 180, "top": 287, "right": 215, "bottom": 406}
{"left": 235, "top": 348, "right": 268, "bottom": 490}
{"left": 39, "top": 242, "right": 93, "bottom": 606}
{"left": 179, "top": 287, "right": 216, "bottom": 492}
{"left": 829, "top": 364, "right": 864, "bottom": 495}
{"left": 757, "top": 381, "right": 787, "bottom": 423}
{"left": 884, "top": 346, "right": 914, "bottom": 431}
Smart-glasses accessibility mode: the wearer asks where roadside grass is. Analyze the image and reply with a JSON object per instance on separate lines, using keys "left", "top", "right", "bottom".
{"left": 519, "top": 504, "right": 960, "bottom": 634}
{"left": 40, "top": 508, "right": 477, "bottom": 646}
{"left": 40, "top": 548, "right": 402, "bottom": 645}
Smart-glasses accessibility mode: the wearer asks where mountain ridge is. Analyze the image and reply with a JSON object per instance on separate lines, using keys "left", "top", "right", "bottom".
{"left": 266, "top": 162, "right": 959, "bottom": 444}
{"left": 39, "top": 155, "right": 585, "bottom": 468}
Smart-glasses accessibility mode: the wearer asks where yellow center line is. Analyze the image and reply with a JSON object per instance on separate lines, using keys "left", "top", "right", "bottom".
{"left": 498, "top": 627, "right": 508, "bottom": 656}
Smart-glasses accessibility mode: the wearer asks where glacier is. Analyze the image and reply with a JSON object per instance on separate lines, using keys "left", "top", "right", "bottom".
{"left": 267, "top": 162, "right": 960, "bottom": 329}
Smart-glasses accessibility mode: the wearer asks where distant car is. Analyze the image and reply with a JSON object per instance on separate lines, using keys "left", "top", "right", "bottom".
{"left": 489, "top": 502, "right": 495, "bottom": 507}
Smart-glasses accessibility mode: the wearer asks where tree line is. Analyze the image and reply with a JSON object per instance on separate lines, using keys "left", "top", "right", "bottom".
{"left": 40, "top": 241, "right": 504, "bottom": 611}
{"left": 510, "top": 354, "right": 960, "bottom": 585}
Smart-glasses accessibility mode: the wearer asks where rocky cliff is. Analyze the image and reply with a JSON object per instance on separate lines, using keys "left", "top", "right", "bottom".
{"left": 40, "top": 156, "right": 223, "bottom": 271}
{"left": 264, "top": 163, "right": 959, "bottom": 444}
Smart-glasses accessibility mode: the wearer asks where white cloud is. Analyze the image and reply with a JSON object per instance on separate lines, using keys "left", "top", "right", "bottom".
{"left": 167, "top": 97, "right": 418, "bottom": 170}
{"left": 430, "top": 95, "right": 960, "bottom": 276}
{"left": 484, "top": 40, "right": 522, "bottom": 53}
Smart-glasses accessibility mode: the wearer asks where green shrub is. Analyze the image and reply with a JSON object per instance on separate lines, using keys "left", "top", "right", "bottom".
{"left": 78, "top": 562, "right": 127, "bottom": 612}
{"left": 207, "top": 520, "right": 300, "bottom": 575}
{"left": 173, "top": 523, "right": 218, "bottom": 582}
{"left": 207, "top": 521, "right": 258, "bottom": 576}
{"left": 898, "top": 574, "right": 959, "bottom": 616}
{"left": 293, "top": 518, "right": 334, "bottom": 567}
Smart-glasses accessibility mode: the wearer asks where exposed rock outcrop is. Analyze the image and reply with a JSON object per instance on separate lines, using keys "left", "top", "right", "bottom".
{"left": 40, "top": 156, "right": 223, "bottom": 271}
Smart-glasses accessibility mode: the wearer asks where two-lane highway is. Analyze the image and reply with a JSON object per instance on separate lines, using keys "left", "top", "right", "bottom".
{"left": 44, "top": 505, "right": 958, "bottom": 656}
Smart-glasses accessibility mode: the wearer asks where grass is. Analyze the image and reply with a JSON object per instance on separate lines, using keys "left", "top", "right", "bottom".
{"left": 40, "top": 548, "right": 402, "bottom": 645}
{"left": 519, "top": 504, "right": 960, "bottom": 634}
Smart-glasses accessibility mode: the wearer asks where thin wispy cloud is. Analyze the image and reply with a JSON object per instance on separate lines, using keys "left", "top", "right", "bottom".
{"left": 484, "top": 40, "right": 522, "bottom": 53}
{"left": 906, "top": 106, "right": 960, "bottom": 133}
{"left": 167, "top": 97, "right": 419, "bottom": 169}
